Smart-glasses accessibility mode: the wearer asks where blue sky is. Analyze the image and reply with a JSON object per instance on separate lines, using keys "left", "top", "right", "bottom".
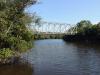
{"left": 26, "top": 0, "right": 100, "bottom": 24}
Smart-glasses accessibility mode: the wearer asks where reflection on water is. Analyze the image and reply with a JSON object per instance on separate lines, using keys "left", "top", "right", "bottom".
{"left": 1, "top": 39, "right": 100, "bottom": 75}
{"left": 0, "top": 62, "right": 34, "bottom": 75}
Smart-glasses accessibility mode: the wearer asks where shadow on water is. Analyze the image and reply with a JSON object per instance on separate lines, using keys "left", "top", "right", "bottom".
{"left": 0, "top": 62, "right": 34, "bottom": 75}
{"left": 64, "top": 41, "right": 100, "bottom": 51}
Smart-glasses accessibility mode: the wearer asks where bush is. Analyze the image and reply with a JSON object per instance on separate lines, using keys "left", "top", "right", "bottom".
{"left": 0, "top": 48, "right": 14, "bottom": 58}
{"left": 15, "top": 40, "right": 32, "bottom": 52}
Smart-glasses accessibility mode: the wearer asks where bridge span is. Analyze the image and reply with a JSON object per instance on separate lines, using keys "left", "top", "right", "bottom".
{"left": 29, "top": 21, "right": 78, "bottom": 39}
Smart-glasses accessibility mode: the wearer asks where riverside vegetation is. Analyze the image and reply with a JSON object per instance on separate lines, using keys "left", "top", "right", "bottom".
{"left": 0, "top": 0, "right": 40, "bottom": 64}
{"left": 63, "top": 20, "right": 100, "bottom": 43}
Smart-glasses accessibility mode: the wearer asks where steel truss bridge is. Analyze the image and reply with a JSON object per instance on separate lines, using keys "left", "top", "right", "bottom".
{"left": 29, "top": 21, "right": 78, "bottom": 39}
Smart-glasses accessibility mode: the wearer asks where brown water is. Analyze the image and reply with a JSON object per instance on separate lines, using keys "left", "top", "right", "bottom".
{"left": 1, "top": 39, "right": 100, "bottom": 75}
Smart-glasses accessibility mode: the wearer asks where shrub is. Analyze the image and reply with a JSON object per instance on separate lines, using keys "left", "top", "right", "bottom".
{"left": 0, "top": 48, "right": 14, "bottom": 58}
{"left": 15, "top": 40, "right": 32, "bottom": 52}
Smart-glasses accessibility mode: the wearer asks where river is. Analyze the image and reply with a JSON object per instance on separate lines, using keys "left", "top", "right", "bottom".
{"left": 0, "top": 39, "right": 100, "bottom": 75}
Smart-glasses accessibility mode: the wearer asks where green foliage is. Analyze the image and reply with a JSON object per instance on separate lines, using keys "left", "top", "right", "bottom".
{"left": 0, "top": 0, "right": 39, "bottom": 59}
{"left": 15, "top": 40, "right": 32, "bottom": 52}
{"left": 0, "top": 48, "right": 14, "bottom": 58}
{"left": 76, "top": 20, "right": 92, "bottom": 35}
{"left": 67, "top": 20, "right": 100, "bottom": 36}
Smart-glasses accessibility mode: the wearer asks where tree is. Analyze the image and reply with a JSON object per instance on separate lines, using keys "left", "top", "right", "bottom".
{"left": 76, "top": 20, "right": 92, "bottom": 35}
{"left": 0, "top": 0, "right": 39, "bottom": 59}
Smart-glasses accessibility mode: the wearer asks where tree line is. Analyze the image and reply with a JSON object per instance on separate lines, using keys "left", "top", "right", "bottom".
{"left": 63, "top": 20, "right": 100, "bottom": 42}
{"left": 67, "top": 20, "right": 100, "bottom": 36}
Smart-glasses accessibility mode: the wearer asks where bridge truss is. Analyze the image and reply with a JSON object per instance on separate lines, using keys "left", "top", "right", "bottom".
{"left": 29, "top": 21, "right": 77, "bottom": 35}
